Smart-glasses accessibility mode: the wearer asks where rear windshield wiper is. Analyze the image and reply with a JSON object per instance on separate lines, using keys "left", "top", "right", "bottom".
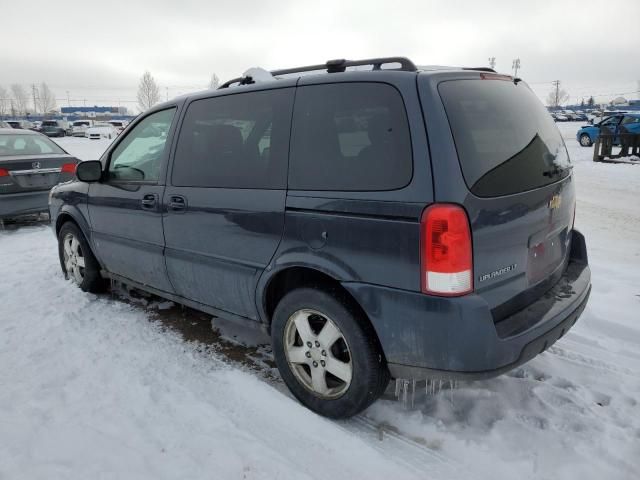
{"left": 542, "top": 164, "right": 572, "bottom": 178}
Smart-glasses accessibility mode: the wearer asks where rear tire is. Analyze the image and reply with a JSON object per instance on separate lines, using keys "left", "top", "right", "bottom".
{"left": 271, "top": 287, "right": 389, "bottom": 418}
{"left": 57, "top": 222, "right": 106, "bottom": 293}
{"left": 579, "top": 133, "right": 593, "bottom": 147}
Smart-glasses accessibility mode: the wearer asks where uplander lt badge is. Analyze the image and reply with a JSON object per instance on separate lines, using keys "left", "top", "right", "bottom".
{"left": 479, "top": 264, "right": 517, "bottom": 283}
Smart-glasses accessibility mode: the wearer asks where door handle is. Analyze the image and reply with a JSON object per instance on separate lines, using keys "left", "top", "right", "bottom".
{"left": 141, "top": 193, "right": 158, "bottom": 210}
{"left": 168, "top": 195, "right": 187, "bottom": 212}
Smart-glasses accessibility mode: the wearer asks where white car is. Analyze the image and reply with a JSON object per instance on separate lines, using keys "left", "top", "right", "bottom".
{"left": 71, "top": 120, "right": 94, "bottom": 137}
{"left": 107, "top": 120, "right": 128, "bottom": 134}
{"left": 85, "top": 123, "right": 118, "bottom": 140}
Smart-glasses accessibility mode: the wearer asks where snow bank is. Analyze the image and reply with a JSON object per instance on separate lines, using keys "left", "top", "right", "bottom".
{"left": 0, "top": 228, "right": 427, "bottom": 479}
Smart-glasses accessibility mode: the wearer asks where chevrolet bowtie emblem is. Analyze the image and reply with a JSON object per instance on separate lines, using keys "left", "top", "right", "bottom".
{"left": 549, "top": 194, "right": 561, "bottom": 210}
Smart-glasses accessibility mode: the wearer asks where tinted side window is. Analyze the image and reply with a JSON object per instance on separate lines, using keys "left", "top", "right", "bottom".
{"left": 108, "top": 108, "right": 175, "bottom": 182}
{"left": 289, "top": 83, "right": 412, "bottom": 191}
{"left": 172, "top": 88, "right": 294, "bottom": 189}
{"left": 600, "top": 115, "right": 623, "bottom": 127}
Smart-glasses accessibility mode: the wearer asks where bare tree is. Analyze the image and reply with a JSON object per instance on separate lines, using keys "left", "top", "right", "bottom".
{"left": 137, "top": 71, "right": 160, "bottom": 112}
{"left": 546, "top": 81, "right": 569, "bottom": 107}
{"left": 10, "top": 84, "right": 29, "bottom": 115}
{"left": 37, "top": 82, "right": 57, "bottom": 115}
{"left": 208, "top": 73, "right": 220, "bottom": 89}
{"left": 0, "top": 85, "right": 8, "bottom": 119}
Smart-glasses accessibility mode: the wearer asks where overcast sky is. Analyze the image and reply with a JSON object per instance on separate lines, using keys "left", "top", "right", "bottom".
{"left": 2, "top": 0, "right": 639, "bottom": 112}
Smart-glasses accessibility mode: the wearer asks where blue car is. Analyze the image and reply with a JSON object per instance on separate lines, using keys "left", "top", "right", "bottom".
{"left": 577, "top": 113, "right": 640, "bottom": 146}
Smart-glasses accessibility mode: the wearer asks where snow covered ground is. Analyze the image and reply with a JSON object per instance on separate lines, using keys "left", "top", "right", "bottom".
{"left": 1, "top": 124, "right": 639, "bottom": 479}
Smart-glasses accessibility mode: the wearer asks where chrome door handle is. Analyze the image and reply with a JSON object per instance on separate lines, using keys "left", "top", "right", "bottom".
{"left": 141, "top": 194, "right": 157, "bottom": 210}
{"left": 168, "top": 195, "right": 187, "bottom": 212}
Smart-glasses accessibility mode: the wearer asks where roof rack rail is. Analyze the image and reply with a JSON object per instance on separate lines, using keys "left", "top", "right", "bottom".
{"left": 463, "top": 67, "right": 497, "bottom": 73}
{"left": 219, "top": 56, "right": 417, "bottom": 89}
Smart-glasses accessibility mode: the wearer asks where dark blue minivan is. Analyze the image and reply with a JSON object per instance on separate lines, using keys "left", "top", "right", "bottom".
{"left": 50, "top": 57, "right": 591, "bottom": 418}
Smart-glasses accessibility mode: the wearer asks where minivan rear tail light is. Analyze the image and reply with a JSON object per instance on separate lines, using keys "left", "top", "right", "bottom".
{"left": 0, "top": 168, "right": 9, "bottom": 177}
{"left": 61, "top": 163, "right": 77, "bottom": 174}
{"left": 420, "top": 204, "right": 473, "bottom": 296}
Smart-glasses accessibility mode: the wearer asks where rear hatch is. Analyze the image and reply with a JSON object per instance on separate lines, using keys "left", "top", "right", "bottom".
{"left": 424, "top": 74, "right": 575, "bottom": 320}
{"left": 0, "top": 134, "right": 78, "bottom": 193}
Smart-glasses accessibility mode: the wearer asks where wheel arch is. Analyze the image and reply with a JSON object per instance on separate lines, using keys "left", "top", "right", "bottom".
{"left": 260, "top": 266, "right": 385, "bottom": 355}
{"left": 580, "top": 131, "right": 593, "bottom": 141}
{"left": 55, "top": 209, "right": 88, "bottom": 237}
{"left": 54, "top": 208, "right": 103, "bottom": 268}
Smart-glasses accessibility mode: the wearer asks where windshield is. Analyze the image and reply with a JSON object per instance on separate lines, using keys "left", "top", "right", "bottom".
{"left": 0, "top": 134, "right": 66, "bottom": 156}
{"left": 439, "top": 78, "right": 571, "bottom": 197}
{"left": 74, "top": 121, "right": 90, "bottom": 127}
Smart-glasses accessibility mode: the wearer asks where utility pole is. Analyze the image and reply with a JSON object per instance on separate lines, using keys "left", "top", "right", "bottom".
{"left": 66, "top": 90, "right": 71, "bottom": 107}
{"left": 488, "top": 57, "right": 496, "bottom": 70}
{"left": 552, "top": 80, "right": 561, "bottom": 107}
{"left": 166, "top": 86, "right": 169, "bottom": 102}
{"left": 511, "top": 58, "right": 521, "bottom": 77}
{"left": 31, "top": 84, "right": 38, "bottom": 115}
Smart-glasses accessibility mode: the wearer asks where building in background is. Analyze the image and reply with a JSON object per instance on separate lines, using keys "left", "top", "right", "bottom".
{"left": 60, "top": 106, "right": 129, "bottom": 119}
{"left": 5, "top": 106, "right": 134, "bottom": 123}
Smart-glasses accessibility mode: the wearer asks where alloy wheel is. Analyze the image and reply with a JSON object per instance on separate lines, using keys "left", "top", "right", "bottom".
{"left": 283, "top": 309, "right": 353, "bottom": 399}
{"left": 62, "top": 232, "right": 85, "bottom": 285}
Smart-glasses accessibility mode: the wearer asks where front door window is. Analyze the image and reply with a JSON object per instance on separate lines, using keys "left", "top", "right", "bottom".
{"left": 108, "top": 108, "right": 175, "bottom": 182}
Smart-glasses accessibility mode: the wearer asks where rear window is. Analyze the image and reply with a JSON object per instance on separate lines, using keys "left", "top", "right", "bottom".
{"left": 439, "top": 79, "right": 571, "bottom": 197}
{"left": 0, "top": 134, "right": 65, "bottom": 156}
{"left": 289, "top": 83, "right": 412, "bottom": 191}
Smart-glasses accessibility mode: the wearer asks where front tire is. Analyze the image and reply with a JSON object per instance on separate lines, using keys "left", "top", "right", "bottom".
{"left": 57, "top": 222, "right": 106, "bottom": 292}
{"left": 579, "top": 133, "right": 593, "bottom": 147}
{"left": 271, "top": 288, "right": 389, "bottom": 418}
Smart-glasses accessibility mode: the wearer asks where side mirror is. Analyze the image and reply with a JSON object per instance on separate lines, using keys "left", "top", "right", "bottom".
{"left": 76, "top": 160, "right": 103, "bottom": 182}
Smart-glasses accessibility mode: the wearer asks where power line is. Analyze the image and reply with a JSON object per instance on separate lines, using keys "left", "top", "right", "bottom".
{"left": 46, "top": 84, "right": 205, "bottom": 90}
{"left": 31, "top": 84, "right": 38, "bottom": 114}
{"left": 551, "top": 80, "right": 561, "bottom": 106}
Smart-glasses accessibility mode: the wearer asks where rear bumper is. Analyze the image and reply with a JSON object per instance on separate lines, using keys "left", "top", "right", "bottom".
{"left": 342, "top": 229, "right": 591, "bottom": 380}
{"left": 0, "top": 190, "right": 51, "bottom": 218}
{"left": 43, "top": 130, "right": 64, "bottom": 137}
